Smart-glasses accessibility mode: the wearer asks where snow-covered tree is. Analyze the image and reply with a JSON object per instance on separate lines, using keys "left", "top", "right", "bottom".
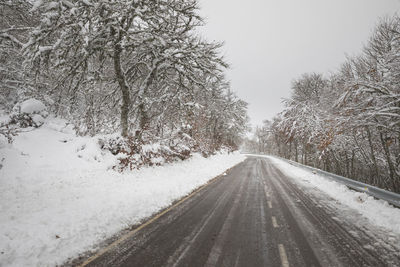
{"left": 14, "top": 0, "right": 248, "bottom": 155}
{"left": 0, "top": 0, "right": 36, "bottom": 109}
{"left": 255, "top": 15, "right": 400, "bottom": 192}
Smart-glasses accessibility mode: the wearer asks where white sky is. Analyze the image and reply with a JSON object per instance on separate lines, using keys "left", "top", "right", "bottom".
{"left": 198, "top": 0, "right": 400, "bottom": 127}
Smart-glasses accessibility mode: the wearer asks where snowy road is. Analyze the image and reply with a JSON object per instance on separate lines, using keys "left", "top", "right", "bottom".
{"left": 77, "top": 156, "right": 399, "bottom": 267}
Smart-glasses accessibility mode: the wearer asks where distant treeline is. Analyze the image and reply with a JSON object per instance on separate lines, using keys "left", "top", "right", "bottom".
{"left": 246, "top": 15, "right": 400, "bottom": 193}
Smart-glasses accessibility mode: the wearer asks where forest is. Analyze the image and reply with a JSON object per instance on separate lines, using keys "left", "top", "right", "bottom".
{"left": 247, "top": 15, "right": 400, "bottom": 193}
{"left": 0, "top": 0, "right": 249, "bottom": 169}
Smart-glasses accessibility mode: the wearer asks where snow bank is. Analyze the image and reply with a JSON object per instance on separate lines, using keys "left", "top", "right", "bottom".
{"left": 0, "top": 118, "right": 245, "bottom": 267}
{"left": 264, "top": 155, "right": 400, "bottom": 235}
{"left": 19, "top": 98, "right": 46, "bottom": 114}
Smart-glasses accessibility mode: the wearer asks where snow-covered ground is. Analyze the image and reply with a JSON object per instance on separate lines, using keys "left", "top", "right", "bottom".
{"left": 0, "top": 117, "right": 245, "bottom": 267}
{"left": 262, "top": 155, "right": 400, "bottom": 236}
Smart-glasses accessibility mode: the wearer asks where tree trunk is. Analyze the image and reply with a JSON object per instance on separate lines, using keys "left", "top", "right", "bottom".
{"left": 379, "top": 131, "right": 397, "bottom": 191}
{"left": 350, "top": 150, "right": 355, "bottom": 179}
{"left": 344, "top": 151, "right": 350, "bottom": 178}
{"left": 113, "top": 43, "right": 130, "bottom": 137}
{"left": 304, "top": 143, "right": 308, "bottom": 165}
{"left": 365, "top": 126, "right": 379, "bottom": 185}
{"left": 136, "top": 69, "right": 157, "bottom": 139}
{"left": 353, "top": 131, "right": 375, "bottom": 184}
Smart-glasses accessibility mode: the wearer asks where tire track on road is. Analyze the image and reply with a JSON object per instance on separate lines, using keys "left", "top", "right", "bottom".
{"left": 263, "top": 158, "right": 392, "bottom": 266}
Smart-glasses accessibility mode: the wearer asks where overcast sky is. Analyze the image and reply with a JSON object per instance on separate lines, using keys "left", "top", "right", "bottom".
{"left": 198, "top": 0, "right": 400, "bottom": 127}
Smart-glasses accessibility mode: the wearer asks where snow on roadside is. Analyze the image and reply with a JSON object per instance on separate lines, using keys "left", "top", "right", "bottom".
{"left": 263, "top": 155, "right": 400, "bottom": 235}
{"left": 0, "top": 118, "right": 245, "bottom": 267}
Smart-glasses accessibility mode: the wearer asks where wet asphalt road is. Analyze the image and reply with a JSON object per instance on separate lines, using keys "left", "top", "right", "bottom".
{"left": 79, "top": 156, "right": 400, "bottom": 267}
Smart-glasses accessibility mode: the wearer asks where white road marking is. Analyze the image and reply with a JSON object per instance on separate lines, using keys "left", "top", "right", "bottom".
{"left": 272, "top": 216, "right": 279, "bottom": 228}
{"left": 264, "top": 185, "right": 270, "bottom": 197}
{"left": 170, "top": 191, "right": 230, "bottom": 267}
{"left": 267, "top": 201, "right": 272, "bottom": 209}
{"left": 278, "top": 244, "right": 289, "bottom": 267}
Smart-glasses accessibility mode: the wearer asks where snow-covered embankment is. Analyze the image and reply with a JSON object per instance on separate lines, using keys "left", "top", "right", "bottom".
{"left": 0, "top": 118, "right": 245, "bottom": 267}
{"left": 264, "top": 155, "right": 400, "bottom": 236}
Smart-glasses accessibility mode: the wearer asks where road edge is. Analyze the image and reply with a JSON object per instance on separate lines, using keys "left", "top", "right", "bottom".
{"left": 67, "top": 161, "right": 244, "bottom": 267}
